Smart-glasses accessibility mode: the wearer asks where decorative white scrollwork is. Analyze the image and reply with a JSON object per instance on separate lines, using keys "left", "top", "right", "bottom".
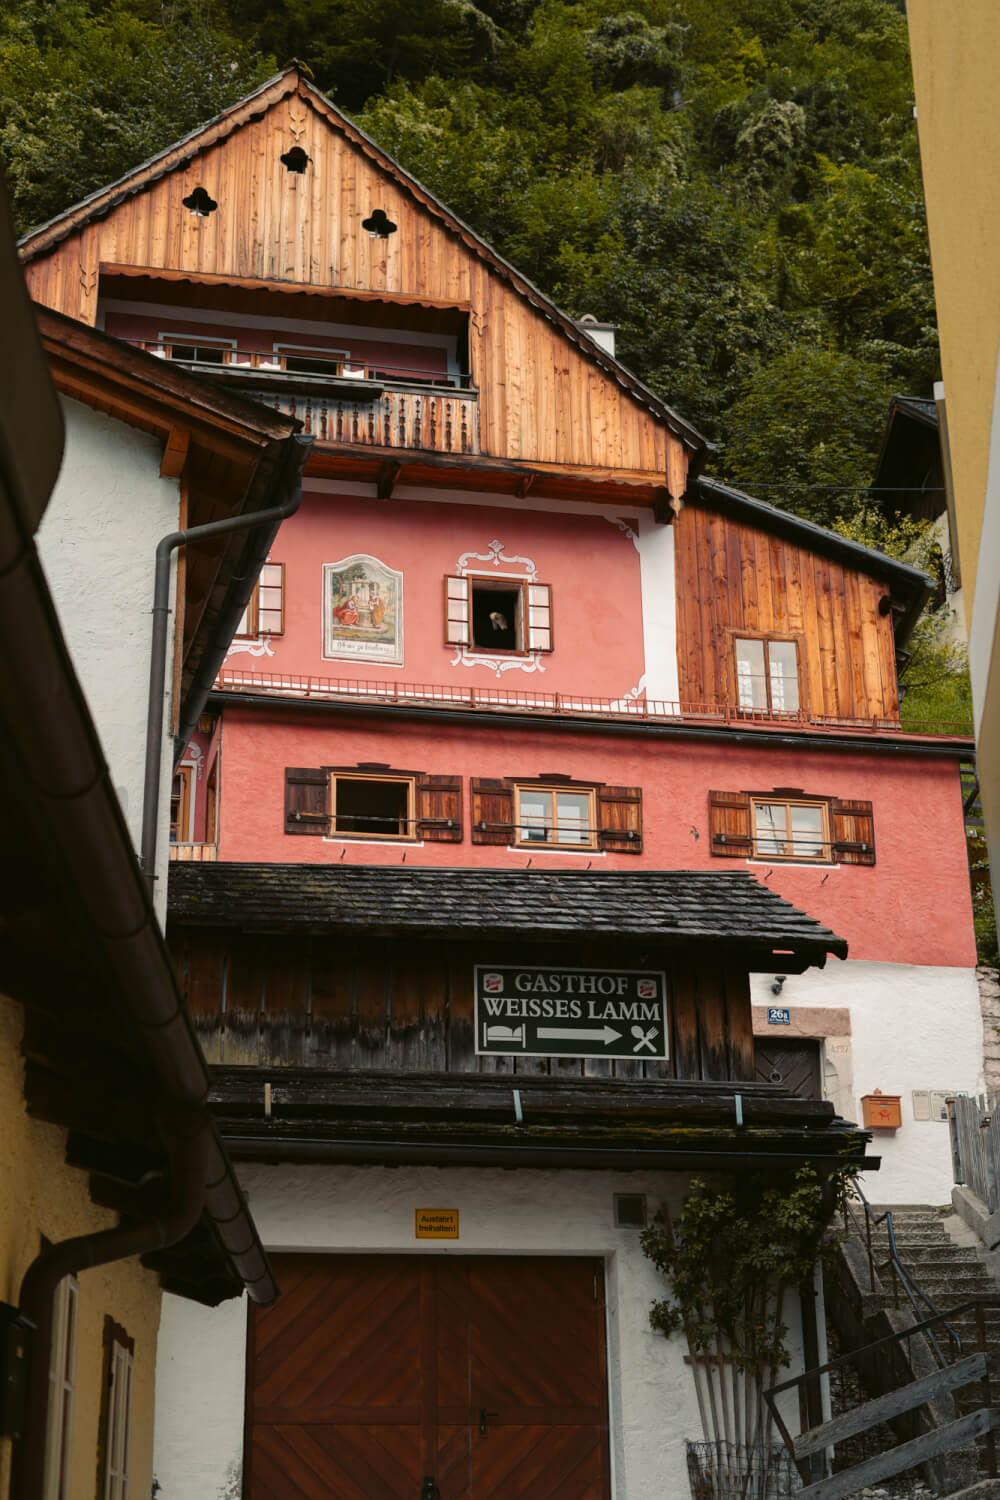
{"left": 225, "top": 637, "right": 276, "bottom": 659}
{"left": 605, "top": 515, "right": 640, "bottom": 551}
{"left": 456, "top": 538, "right": 538, "bottom": 580}
{"left": 451, "top": 648, "right": 547, "bottom": 680}
{"left": 610, "top": 675, "right": 647, "bottom": 712}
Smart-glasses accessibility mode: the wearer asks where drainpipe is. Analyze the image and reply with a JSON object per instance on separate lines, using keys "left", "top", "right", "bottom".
{"left": 10, "top": 1125, "right": 211, "bottom": 1500}
{"left": 140, "top": 433, "right": 312, "bottom": 894}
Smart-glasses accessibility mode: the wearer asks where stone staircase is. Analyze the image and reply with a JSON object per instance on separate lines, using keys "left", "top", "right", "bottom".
{"left": 828, "top": 1204, "right": 1000, "bottom": 1496}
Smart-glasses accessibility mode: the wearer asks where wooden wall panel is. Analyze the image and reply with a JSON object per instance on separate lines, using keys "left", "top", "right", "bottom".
{"left": 673, "top": 503, "right": 900, "bottom": 721}
{"left": 166, "top": 931, "right": 754, "bottom": 1083}
{"left": 24, "top": 88, "right": 687, "bottom": 482}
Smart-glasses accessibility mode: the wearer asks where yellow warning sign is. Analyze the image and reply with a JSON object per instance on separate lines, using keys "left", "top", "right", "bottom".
{"left": 415, "top": 1209, "right": 460, "bottom": 1239}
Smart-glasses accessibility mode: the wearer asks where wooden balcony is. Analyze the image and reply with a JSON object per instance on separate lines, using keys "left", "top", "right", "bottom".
{"left": 123, "top": 340, "right": 481, "bottom": 456}
{"left": 248, "top": 380, "right": 481, "bottom": 456}
{"left": 170, "top": 842, "right": 218, "bottom": 862}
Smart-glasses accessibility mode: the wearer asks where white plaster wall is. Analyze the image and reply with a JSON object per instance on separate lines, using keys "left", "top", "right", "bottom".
{"left": 36, "top": 397, "right": 180, "bottom": 925}
{"left": 750, "top": 960, "right": 984, "bottom": 1204}
{"left": 152, "top": 1163, "right": 808, "bottom": 1500}
{"left": 635, "top": 512, "right": 679, "bottom": 705}
{"left": 153, "top": 1292, "right": 247, "bottom": 1499}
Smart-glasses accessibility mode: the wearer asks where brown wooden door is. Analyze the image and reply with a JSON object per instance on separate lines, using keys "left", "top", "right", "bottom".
{"left": 247, "top": 1255, "right": 610, "bottom": 1500}
{"left": 753, "top": 1037, "right": 822, "bottom": 1099}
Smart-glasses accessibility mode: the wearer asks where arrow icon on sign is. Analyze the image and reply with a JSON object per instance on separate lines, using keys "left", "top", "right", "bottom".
{"left": 537, "top": 1025, "right": 623, "bottom": 1046}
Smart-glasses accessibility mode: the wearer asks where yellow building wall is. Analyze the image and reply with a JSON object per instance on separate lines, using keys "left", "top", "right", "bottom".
{"left": 907, "top": 0, "right": 1000, "bottom": 626}
{"left": 0, "top": 995, "right": 162, "bottom": 1500}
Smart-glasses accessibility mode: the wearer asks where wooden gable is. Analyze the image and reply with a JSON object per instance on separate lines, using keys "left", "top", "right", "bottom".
{"left": 20, "top": 68, "right": 695, "bottom": 484}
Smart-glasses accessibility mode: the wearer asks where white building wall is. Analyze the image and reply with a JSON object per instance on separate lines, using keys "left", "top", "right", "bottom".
{"left": 152, "top": 1163, "right": 808, "bottom": 1500}
{"left": 36, "top": 397, "right": 180, "bottom": 924}
{"left": 751, "top": 960, "right": 984, "bottom": 1204}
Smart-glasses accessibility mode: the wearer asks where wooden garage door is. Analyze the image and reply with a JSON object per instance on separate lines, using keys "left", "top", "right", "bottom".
{"left": 753, "top": 1037, "right": 822, "bottom": 1099}
{"left": 246, "top": 1255, "right": 611, "bottom": 1500}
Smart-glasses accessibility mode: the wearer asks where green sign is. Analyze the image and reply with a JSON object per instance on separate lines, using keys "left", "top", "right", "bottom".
{"left": 474, "top": 965, "right": 669, "bottom": 1061}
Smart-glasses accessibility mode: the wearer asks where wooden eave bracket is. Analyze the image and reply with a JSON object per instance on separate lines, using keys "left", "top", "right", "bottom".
{"left": 377, "top": 460, "right": 402, "bottom": 500}
{"left": 653, "top": 491, "right": 683, "bottom": 525}
{"left": 160, "top": 424, "right": 190, "bottom": 479}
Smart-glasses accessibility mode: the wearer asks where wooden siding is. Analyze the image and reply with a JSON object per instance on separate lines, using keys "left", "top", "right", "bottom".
{"left": 169, "top": 930, "right": 755, "bottom": 1082}
{"left": 674, "top": 502, "right": 900, "bottom": 721}
{"left": 23, "top": 86, "right": 686, "bottom": 482}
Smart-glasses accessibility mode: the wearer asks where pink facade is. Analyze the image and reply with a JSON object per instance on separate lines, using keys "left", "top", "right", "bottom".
{"left": 211, "top": 704, "right": 975, "bottom": 969}
{"left": 225, "top": 489, "right": 647, "bottom": 697}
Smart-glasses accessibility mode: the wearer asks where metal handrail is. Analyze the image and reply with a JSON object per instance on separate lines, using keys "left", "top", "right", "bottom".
{"left": 764, "top": 1297, "right": 1000, "bottom": 1489}
{"left": 844, "top": 1183, "right": 961, "bottom": 1365}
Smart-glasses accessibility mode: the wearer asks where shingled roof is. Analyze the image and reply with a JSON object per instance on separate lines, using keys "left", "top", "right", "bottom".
{"left": 169, "top": 863, "right": 848, "bottom": 966}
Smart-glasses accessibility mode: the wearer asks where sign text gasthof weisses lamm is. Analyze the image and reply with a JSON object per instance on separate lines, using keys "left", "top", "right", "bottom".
{"left": 474, "top": 965, "right": 669, "bottom": 1060}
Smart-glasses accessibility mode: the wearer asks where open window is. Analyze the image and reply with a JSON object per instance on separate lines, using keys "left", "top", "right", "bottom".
{"left": 732, "top": 635, "right": 800, "bottom": 713}
{"left": 273, "top": 343, "right": 352, "bottom": 376}
{"left": 169, "top": 765, "right": 193, "bottom": 843}
{"left": 471, "top": 777, "right": 641, "bottom": 852}
{"left": 709, "top": 789, "right": 875, "bottom": 865}
{"left": 235, "top": 562, "right": 285, "bottom": 639}
{"left": 445, "top": 576, "right": 553, "bottom": 654}
{"left": 285, "top": 766, "right": 462, "bottom": 842}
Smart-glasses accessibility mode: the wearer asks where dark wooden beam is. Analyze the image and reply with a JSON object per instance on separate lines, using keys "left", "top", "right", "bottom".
{"left": 376, "top": 460, "right": 402, "bottom": 499}
{"left": 515, "top": 472, "right": 535, "bottom": 499}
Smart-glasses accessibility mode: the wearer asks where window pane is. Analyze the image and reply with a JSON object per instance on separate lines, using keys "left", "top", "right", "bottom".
{"left": 767, "top": 640, "right": 799, "bottom": 712}
{"left": 789, "top": 804, "right": 824, "bottom": 857}
{"left": 735, "top": 639, "right": 767, "bottom": 709}
{"left": 520, "top": 790, "right": 551, "bottom": 841}
{"left": 555, "top": 792, "right": 590, "bottom": 844}
{"left": 754, "top": 803, "right": 786, "bottom": 855}
{"left": 335, "top": 778, "right": 409, "bottom": 836}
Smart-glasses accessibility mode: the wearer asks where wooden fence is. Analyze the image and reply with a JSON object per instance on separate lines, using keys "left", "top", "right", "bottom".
{"left": 949, "top": 1093, "right": 1000, "bottom": 1211}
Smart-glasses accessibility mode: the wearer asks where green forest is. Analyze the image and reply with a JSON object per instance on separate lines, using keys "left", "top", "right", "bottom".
{"left": 2, "top": 0, "right": 932, "bottom": 521}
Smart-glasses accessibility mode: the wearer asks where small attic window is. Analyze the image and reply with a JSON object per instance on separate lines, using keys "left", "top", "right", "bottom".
{"left": 362, "top": 208, "right": 397, "bottom": 240}
{"left": 183, "top": 186, "right": 217, "bottom": 218}
{"left": 281, "top": 145, "right": 310, "bottom": 174}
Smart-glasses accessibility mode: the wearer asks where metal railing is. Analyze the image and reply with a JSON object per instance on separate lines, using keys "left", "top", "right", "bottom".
{"left": 765, "top": 1300, "right": 999, "bottom": 1498}
{"left": 844, "top": 1183, "right": 961, "bottom": 1366}
{"left": 949, "top": 1093, "right": 1000, "bottom": 1213}
{"left": 212, "top": 666, "right": 974, "bottom": 740}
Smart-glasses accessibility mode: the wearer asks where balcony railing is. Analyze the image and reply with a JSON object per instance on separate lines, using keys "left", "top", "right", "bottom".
{"left": 169, "top": 842, "right": 218, "bottom": 862}
{"left": 212, "top": 667, "right": 974, "bottom": 740}
{"left": 125, "top": 339, "right": 481, "bottom": 456}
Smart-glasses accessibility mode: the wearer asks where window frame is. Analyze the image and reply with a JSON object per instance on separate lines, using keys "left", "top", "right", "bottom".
{"left": 100, "top": 1319, "right": 135, "bottom": 1500}
{"left": 730, "top": 630, "right": 803, "bottom": 716}
{"left": 234, "top": 562, "right": 285, "bottom": 639}
{"left": 330, "top": 770, "right": 417, "bottom": 842}
{"left": 445, "top": 574, "right": 554, "bottom": 654}
{"left": 513, "top": 782, "right": 598, "bottom": 850}
{"left": 43, "top": 1275, "right": 78, "bottom": 1500}
{"left": 749, "top": 795, "right": 831, "bottom": 863}
{"left": 157, "top": 332, "right": 237, "bottom": 366}
{"left": 272, "top": 341, "right": 353, "bottom": 376}
{"left": 169, "top": 765, "right": 193, "bottom": 844}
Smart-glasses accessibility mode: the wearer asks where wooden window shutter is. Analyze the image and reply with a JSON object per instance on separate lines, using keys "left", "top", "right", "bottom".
{"left": 284, "top": 767, "right": 330, "bottom": 835}
{"left": 257, "top": 562, "right": 285, "bottom": 635}
{"left": 830, "top": 799, "right": 876, "bottom": 865}
{"left": 415, "top": 774, "right": 463, "bottom": 842}
{"left": 470, "top": 778, "right": 515, "bottom": 844}
{"left": 445, "top": 575, "right": 470, "bottom": 646}
{"left": 709, "top": 790, "right": 752, "bottom": 857}
{"left": 597, "top": 785, "right": 642, "bottom": 854}
{"left": 527, "top": 583, "right": 553, "bottom": 652}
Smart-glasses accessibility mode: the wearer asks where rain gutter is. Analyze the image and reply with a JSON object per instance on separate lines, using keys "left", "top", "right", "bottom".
{"left": 140, "top": 432, "right": 312, "bottom": 893}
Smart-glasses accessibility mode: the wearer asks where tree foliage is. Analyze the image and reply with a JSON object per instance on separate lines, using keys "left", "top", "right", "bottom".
{"left": 2, "top": 0, "right": 936, "bottom": 525}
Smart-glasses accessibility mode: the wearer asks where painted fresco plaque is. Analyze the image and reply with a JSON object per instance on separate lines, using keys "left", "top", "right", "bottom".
{"left": 474, "top": 965, "right": 668, "bottom": 1060}
{"left": 322, "top": 554, "right": 403, "bottom": 666}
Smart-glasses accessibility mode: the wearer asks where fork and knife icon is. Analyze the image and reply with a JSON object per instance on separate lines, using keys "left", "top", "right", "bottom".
{"left": 631, "top": 1025, "right": 658, "bottom": 1053}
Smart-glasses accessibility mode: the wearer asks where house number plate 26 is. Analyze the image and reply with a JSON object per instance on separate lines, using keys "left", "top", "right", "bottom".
{"left": 474, "top": 965, "right": 669, "bottom": 1060}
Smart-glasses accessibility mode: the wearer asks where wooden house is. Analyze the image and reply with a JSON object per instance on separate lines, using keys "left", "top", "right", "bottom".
{"left": 17, "top": 64, "right": 981, "bottom": 1499}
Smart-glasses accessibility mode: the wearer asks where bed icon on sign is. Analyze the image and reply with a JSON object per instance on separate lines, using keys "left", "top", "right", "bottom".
{"left": 484, "top": 1024, "right": 526, "bottom": 1049}
{"left": 483, "top": 973, "right": 504, "bottom": 994}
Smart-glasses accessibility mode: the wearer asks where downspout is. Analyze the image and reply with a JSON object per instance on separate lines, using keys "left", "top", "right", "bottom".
{"left": 10, "top": 1125, "right": 211, "bottom": 1500}
{"left": 140, "top": 433, "right": 312, "bottom": 894}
